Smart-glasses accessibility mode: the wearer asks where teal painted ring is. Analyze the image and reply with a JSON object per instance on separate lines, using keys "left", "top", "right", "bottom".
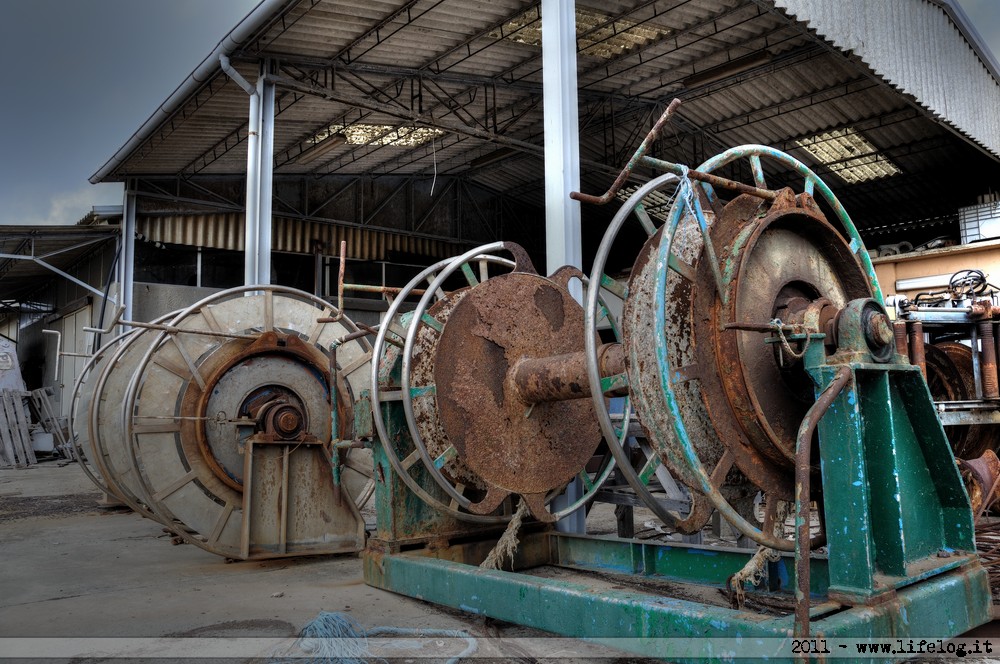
{"left": 646, "top": 145, "right": 877, "bottom": 551}
{"left": 695, "top": 144, "right": 882, "bottom": 303}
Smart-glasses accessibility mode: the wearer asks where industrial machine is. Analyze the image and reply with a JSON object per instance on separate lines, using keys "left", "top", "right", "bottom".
{"left": 62, "top": 101, "right": 994, "bottom": 658}
{"left": 361, "top": 108, "right": 992, "bottom": 659}
{"left": 73, "top": 286, "right": 373, "bottom": 559}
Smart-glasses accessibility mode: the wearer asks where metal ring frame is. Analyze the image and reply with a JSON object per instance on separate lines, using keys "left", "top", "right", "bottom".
{"left": 584, "top": 172, "right": 692, "bottom": 529}
{"left": 627, "top": 146, "right": 875, "bottom": 550}
{"left": 120, "top": 285, "right": 374, "bottom": 554}
{"left": 68, "top": 327, "right": 142, "bottom": 496}
{"left": 372, "top": 244, "right": 620, "bottom": 522}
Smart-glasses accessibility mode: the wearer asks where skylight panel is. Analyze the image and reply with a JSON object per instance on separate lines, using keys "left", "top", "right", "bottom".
{"left": 795, "top": 128, "right": 901, "bottom": 184}
{"left": 310, "top": 124, "right": 444, "bottom": 148}
{"left": 489, "top": 7, "right": 670, "bottom": 59}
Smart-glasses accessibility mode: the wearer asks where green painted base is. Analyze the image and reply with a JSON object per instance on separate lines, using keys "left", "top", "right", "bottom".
{"left": 364, "top": 532, "right": 991, "bottom": 663}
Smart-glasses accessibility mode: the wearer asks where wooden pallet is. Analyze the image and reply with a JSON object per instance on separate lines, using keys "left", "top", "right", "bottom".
{"left": 0, "top": 390, "right": 35, "bottom": 468}
{"left": 29, "top": 387, "right": 71, "bottom": 458}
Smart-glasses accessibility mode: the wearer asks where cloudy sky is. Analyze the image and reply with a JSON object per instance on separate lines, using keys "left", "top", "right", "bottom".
{"left": 0, "top": 0, "right": 996, "bottom": 226}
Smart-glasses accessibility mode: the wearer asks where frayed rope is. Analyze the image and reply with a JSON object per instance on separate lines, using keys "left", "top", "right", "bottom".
{"left": 270, "top": 611, "right": 477, "bottom": 664}
{"left": 479, "top": 498, "right": 529, "bottom": 571}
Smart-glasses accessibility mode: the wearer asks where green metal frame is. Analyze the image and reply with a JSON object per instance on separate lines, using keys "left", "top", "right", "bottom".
{"left": 363, "top": 146, "right": 992, "bottom": 661}
{"left": 365, "top": 531, "right": 988, "bottom": 662}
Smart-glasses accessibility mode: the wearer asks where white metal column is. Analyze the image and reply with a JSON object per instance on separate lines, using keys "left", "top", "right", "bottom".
{"left": 542, "top": 0, "right": 582, "bottom": 277}
{"left": 243, "top": 82, "right": 261, "bottom": 286}
{"left": 236, "top": 59, "right": 275, "bottom": 286}
{"left": 120, "top": 186, "right": 136, "bottom": 326}
{"left": 542, "top": 0, "right": 585, "bottom": 533}
{"left": 256, "top": 63, "right": 275, "bottom": 285}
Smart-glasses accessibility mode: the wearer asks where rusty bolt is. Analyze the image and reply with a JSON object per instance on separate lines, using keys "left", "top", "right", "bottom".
{"left": 277, "top": 410, "right": 300, "bottom": 433}
{"left": 867, "top": 312, "right": 894, "bottom": 348}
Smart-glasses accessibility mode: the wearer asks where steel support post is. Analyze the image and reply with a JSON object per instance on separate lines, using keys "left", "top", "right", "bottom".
{"left": 120, "top": 186, "right": 136, "bottom": 329}
{"left": 243, "top": 81, "right": 261, "bottom": 286}
{"left": 542, "top": 0, "right": 584, "bottom": 532}
{"left": 256, "top": 61, "right": 275, "bottom": 285}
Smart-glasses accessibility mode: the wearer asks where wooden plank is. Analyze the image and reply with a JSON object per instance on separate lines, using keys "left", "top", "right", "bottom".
{"left": 0, "top": 396, "right": 18, "bottom": 468}
{"left": 30, "top": 388, "right": 70, "bottom": 458}
{"left": 8, "top": 391, "right": 36, "bottom": 465}
{"left": 36, "top": 389, "right": 68, "bottom": 450}
{"left": 2, "top": 392, "right": 30, "bottom": 466}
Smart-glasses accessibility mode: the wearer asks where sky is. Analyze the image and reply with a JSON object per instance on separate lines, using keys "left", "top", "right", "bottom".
{"left": 0, "top": 0, "right": 996, "bottom": 226}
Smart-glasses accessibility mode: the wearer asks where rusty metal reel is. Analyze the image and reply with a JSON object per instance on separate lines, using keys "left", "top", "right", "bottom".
{"left": 374, "top": 242, "right": 617, "bottom": 523}
{"left": 592, "top": 146, "right": 882, "bottom": 550}
{"left": 88, "top": 312, "right": 181, "bottom": 523}
{"left": 584, "top": 173, "right": 706, "bottom": 533}
{"left": 926, "top": 342, "right": 998, "bottom": 459}
{"left": 372, "top": 245, "right": 521, "bottom": 524}
{"left": 122, "top": 286, "right": 372, "bottom": 559}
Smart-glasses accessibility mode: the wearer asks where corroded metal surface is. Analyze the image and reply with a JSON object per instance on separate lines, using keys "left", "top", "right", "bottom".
{"left": 623, "top": 212, "right": 729, "bottom": 533}
{"left": 434, "top": 272, "right": 601, "bottom": 521}
{"left": 409, "top": 290, "right": 484, "bottom": 489}
{"left": 511, "top": 343, "right": 625, "bottom": 404}
{"left": 926, "top": 342, "right": 997, "bottom": 458}
{"left": 959, "top": 449, "right": 1000, "bottom": 519}
{"left": 624, "top": 189, "right": 872, "bottom": 521}
{"left": 714, "top": 193, "right": 872, "bottom": 472}
{"left": 114, "top": 286, "right": 371, "bottom": 559}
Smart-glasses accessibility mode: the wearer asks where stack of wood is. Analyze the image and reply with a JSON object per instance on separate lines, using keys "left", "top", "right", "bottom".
{"left": 0, "top": 389, "right": 35, "bottom": 468}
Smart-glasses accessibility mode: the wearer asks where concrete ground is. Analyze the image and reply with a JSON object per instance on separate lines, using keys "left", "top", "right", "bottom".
{"left": 0, "top": 461, "right": 644, "bottom": 663}
{"left": 4, "top": 460, "right": 999, "bottom": 663}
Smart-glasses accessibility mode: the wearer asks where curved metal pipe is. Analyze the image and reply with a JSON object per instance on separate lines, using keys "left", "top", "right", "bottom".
{"left": 795, "top": 366, "right": 852, "bottom": 638}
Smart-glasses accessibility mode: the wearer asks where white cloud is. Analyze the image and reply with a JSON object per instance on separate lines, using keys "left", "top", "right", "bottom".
{"left": 9, "top": 184, "right": 123, "bottom": 226}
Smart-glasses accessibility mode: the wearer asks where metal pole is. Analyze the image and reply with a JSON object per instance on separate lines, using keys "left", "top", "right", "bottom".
{"left": 542, "top": 0, "right": 582, "bottom": 280}
{"left": 243, "top": 75, "right": 261, "bottom": 286}
{"left": 121, "top": 186, "right": 136, "bottom": 329}
{"left": 257, "top": 61, "right": 276, "bottom": 285}
{"left": 542, "top": 0, "right": 585, "bottom": 533}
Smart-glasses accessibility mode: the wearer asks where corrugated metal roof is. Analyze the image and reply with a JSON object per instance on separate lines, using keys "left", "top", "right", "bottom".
{"left": 774, "top": 0, "right": 1000, "bottom": 157}
{"left": 0, "top": 226, "right": 118, "bottom": 308}
{"left": 90, "top": 0, "right": 1000, "bottom": 239}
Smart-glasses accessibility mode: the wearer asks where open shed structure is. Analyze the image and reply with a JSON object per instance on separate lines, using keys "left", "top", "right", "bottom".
{"left": 85, "top": 0, "right": 1000, "bottom": 310}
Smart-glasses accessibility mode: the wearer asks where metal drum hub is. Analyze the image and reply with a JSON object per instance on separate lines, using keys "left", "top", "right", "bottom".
{"left": 708, "top": 193, "right": 873, "bottom": 475}
{"left": 184, "top": 331, "right": 340, "bottom": 491}
{"left": 434, "top": 272, "right": 601, "bottom": 520}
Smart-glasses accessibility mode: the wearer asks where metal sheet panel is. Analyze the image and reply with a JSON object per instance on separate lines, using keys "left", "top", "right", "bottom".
{"left": 136, "top": 214, "right": 462, "bottom": 260}
{"left": 774, "top": 0, "right": 1000, "bottom": 157}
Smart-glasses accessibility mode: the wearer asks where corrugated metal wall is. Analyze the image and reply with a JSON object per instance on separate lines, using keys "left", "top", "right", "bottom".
{"left": 137, "top": 214, "right": 462, "bottom": 260}
{"left": 775, "top": 0, "right": 1000, "bottom": 158}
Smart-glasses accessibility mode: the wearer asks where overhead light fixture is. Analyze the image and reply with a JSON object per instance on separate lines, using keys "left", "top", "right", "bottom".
{"left": 297, "top": 133, "right": 347, "bottom": 164}
{"left": 682, "top": 52, "right": 772, "bottom": 89}
{"left": 469, "top": 147, "right": 518, "bottom": 169}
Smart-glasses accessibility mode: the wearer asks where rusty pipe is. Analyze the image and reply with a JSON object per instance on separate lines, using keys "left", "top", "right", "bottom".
{"left": 570, "top": 98, "right": 682, "bottom": 206}
{"left": 908, "top": 320, "right": 927, "bottom": 379}
{"left": 511, "top": 343, "right": 626, "bottom": 404}
{"left": 795, "top": 366, "right": 852, "bottom": 639}
{"left": 893, "top": 321, "right": 909, "bottom": 359}
{"left": 981, "top": 321, "right": 1000, "bottom": 400}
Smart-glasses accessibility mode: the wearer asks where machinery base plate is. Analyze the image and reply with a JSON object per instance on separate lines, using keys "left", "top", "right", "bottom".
{"left": 363, "top": 532, "right": 991, "bottom": 663}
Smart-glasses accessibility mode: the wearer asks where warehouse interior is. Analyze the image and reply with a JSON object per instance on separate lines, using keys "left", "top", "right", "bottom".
{"left": 4, "top": 0, "right": 1000, "bottom": 659}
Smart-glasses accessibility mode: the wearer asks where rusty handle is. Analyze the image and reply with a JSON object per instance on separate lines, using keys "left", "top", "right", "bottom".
{"left": 794, "top": 366, "right": 851, "bottom": 639}
{"left": 570, "top": 98, "right": 682, "bottom": 206}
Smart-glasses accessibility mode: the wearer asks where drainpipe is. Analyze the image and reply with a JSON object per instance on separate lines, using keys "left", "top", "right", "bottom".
{"left": 220, "top": 55, "right": 262, "bottom": 286}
